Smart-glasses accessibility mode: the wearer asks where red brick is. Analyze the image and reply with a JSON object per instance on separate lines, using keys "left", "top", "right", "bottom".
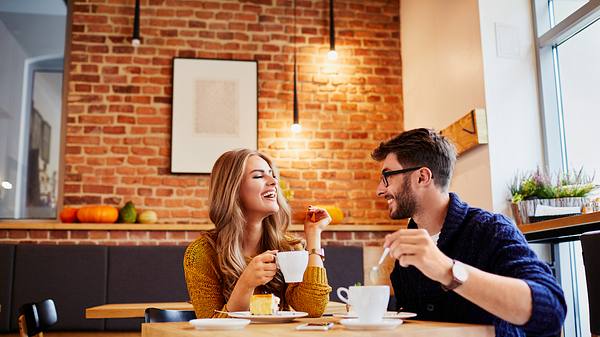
{"left": 59, "top": 0, "right": 402, "bottom": 246}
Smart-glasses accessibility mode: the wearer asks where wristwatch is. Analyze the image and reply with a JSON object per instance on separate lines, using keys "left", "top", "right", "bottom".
{"left": 441, "top": 259, "right": 468, "bottom": 291}
{"left": 308, "top": 248, "right": 325, "bottom": 261}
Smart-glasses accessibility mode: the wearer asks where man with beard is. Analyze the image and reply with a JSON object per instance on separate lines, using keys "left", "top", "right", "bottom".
{"left": 372, "top": 128, "right": 566, "bottom": 337}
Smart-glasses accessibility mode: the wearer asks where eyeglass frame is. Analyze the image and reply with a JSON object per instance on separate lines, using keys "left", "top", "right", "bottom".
{"left": 380, "top": 166, "right": 430, "bottom": 187}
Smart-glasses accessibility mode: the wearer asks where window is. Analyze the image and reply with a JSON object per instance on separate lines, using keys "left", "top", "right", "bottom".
{"left": 533, "top": 1, "right": 600, "bottom": 336}
{"left": 0, "top": 0, "right": 67, "bottom": 219}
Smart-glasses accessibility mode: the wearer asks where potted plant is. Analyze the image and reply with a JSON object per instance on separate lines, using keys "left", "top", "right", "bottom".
{"left": 509, "top": 168, "right": 596, "bottom": 225}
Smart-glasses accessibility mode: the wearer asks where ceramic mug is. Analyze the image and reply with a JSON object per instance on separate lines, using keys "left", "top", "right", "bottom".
{"left": 276, "top": 251, "right": 308, "bottom": 283}
{"left": 336, "top": 286, "right": 357, "bottom": 315}
{"left": 351, "top": 285, "right": 390, "bottom": 323}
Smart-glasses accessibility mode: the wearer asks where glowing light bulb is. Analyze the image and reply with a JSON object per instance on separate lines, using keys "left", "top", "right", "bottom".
{"left": 132, "top": 38, "right": 140, "bottom": 47}
{"left": 327, "top": 49, "right": 338, "bottom": 60}
{"left": 1, "top": 181, "right": 13, "bottom": 190}
{"left": 291, "top": 123, "right": 302, "bottom": 133}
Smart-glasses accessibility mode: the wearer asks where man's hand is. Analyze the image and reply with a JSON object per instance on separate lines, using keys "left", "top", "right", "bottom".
{"left": 239, "top": 250, "right": 278, "bottom": 289}
{"left": 384, "top": 229, "right": 453, "bottom": 284}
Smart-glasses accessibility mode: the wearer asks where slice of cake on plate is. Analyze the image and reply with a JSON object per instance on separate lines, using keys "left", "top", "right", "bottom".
{"left": 249, "top": 294, "right": 280, "bottom": 315}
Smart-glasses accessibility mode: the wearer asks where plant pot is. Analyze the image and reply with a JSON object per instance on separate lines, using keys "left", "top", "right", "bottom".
{"left": 511, "top": 197, "right": 588, "bottom": 225}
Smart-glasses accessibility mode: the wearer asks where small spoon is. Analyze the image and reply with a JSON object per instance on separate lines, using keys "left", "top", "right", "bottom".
{"left": 369, "top": 247, "right": 390, "bottom": 284}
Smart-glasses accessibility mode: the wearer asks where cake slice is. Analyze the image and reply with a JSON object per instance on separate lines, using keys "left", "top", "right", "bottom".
{"left": 249, "top": 294, "right": 280, "bottom": 315}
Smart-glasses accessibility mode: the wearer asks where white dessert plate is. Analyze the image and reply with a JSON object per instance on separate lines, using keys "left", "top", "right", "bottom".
{"left": 228, "top": 311, "right": 308, "bottom": 323}
{"left": 340, "top": 318, "right": 403, "bottom": 330}
{"left": 333, "top": 311, "right": 417, "bottom": 319}
{"left": 189, "top": 318, "right": 250, "bottom": 330}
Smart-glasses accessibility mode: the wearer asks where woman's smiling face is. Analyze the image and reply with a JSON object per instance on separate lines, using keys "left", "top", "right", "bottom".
{"left": 239, "top": 155, "right": 279, "bottom": 219}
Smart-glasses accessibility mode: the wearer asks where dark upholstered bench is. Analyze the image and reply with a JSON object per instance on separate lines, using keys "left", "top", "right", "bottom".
{"left": 0, "top": 243, "right": 366, "bottom": 332}
{"left": 0, "top": 244, "right": 189, "bottom": 332}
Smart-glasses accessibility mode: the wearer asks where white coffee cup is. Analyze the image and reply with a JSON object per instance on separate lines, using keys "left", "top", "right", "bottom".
{"left": 336, "top": 286, "right": 357, "bottom": 315}
{"left": 276, "top": 251, "right": 308, "bottom": 283}
{"left": 351, "top": 285, "right": 390, "bottom": 323}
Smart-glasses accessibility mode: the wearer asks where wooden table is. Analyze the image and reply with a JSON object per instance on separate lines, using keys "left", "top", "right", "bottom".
{"left": 86, "top": 301, "right": 347, "bottom": 319}
{"left": 142, "top": 319, "right": 494, "bottom": 337}
{"left": 86, "top": 302, "right": 194, "bottom": 319}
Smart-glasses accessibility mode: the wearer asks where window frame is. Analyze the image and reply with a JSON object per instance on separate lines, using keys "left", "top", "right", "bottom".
{"left": 531, "top": 2, "right": 600, "bottom": 336}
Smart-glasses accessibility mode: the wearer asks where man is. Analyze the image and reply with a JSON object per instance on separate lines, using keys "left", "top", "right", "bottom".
{"left": 373, "top": 128, "right": 566, "bottom": 337}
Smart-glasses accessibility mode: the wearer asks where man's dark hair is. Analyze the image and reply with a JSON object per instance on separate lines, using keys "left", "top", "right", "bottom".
{"left": 371, "top": 128, "right": 457, "bottom": 190}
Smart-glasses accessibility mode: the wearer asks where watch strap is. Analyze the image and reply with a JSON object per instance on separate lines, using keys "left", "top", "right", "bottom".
{"left": 441, "top": 259, "right": 463, "bottom": 291}
{"left": 308, "top": 248, "right": 325, "bottom": 261}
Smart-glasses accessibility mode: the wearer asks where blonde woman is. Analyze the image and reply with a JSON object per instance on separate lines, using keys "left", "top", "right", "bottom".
{"left": 183, "top": 149, "right": 332, "bottom": 318}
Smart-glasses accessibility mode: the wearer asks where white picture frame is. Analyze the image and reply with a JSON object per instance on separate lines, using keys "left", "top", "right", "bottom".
{"left": 171, "top": 58, "right": 258, "bottom": 173}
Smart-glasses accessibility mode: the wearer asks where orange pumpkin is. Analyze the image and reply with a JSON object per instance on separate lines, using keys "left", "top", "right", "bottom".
{"left": 315, "top": 205, "right": 344, "bottom": 224}
{"left": 77, "top": 206, "right": 119, "bottom": 223}
{"left": 59, "top": 207, "right": 79, "bottom": 223}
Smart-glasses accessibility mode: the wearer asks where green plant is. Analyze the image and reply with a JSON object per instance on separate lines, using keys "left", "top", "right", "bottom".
{"left": 510, "top": 168, "right": 595, "bottom": 203}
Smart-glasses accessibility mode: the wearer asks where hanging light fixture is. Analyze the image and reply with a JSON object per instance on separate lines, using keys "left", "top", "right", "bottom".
{"left": 327, "top": 0, "right": 337, "bottom": 60}
{"left": 131, "top": 0, "right": 141, "bottom": 47}
{"left": 291, "top": 0, "right": 302, "bottom": 133}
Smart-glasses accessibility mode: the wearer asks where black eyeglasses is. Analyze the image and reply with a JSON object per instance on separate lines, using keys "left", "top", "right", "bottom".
{"left": 380, "top": 167, "right": 422, "bottom": 187}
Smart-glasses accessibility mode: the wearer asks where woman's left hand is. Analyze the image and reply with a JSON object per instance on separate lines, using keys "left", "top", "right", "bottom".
{"left": 304, "top": 206, "right": 331, "bottom": 233}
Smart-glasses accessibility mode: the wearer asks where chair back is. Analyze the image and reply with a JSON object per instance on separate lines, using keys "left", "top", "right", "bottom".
{"left": 581, "top": 230, "right": 600, "bottom": 336}
{"left": 144, "top": 308, "right": 196, "bottom": 323}
{"left": 18, "top": 299, "right": 58, "bottom": 337}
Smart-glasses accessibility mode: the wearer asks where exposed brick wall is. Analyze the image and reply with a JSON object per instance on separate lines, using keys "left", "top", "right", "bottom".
{"left": 4, "top": 0, "right": 402, "bottom": 245}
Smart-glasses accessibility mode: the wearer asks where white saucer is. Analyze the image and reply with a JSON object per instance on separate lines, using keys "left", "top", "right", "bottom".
{"left": 340, "top": 318, "right": 403, "bottom": 330}
{"left": 228, "top": 311, "right": 308, "bottom": 323}
{"left": 189, "top": 318, "right": 250, "bottom": 330}
{"left": 333, "top": 311, "right": 417, "bottom": 319}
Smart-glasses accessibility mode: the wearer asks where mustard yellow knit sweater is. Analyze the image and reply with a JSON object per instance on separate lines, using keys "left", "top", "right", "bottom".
{"left": 183, "top": 233, "right": 331, "bottom": 318}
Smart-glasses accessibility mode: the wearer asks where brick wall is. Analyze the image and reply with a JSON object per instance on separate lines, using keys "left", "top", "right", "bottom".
{"left": 3, "top": 0, "right": 402, "bottom": 245}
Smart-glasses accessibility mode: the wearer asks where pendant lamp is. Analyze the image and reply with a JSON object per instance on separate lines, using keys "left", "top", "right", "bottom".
{"left": 132, "top": 0, "right": 141, "bottom": 47}
{"left": 291, "top": 0, "right": 302, "bottom": 133}
{"left": 327, "top": 0, "right": 337, "bottom": 60}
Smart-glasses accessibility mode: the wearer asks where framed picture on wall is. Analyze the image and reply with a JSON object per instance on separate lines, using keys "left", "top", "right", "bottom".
{"left": 30, "top": 108, "right": 42, "bottom": 151}
{"left": 41, "top": 120, "right": 51, "bottom": 163}
{"left": 171, "top": 58, "right": 258, "bottom": 174}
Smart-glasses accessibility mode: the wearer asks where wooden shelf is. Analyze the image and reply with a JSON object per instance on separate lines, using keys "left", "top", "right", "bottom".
{"left": 0, "top": 222, "right": 404, "bottom": 232}
{"left": 519, "top": 212, "right": 600, "bottom": 243}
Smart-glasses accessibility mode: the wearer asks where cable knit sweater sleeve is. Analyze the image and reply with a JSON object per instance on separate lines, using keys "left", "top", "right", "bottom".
{"left": 183, "top": 234, "right": 332, "bottom": 319}
{"left": 286, "top": 266, "right": 332, "bottom": 317}
{"left": 183, "top": 236, "right": 228, "bottom": 318}
{"left": 483, "top": 214, "right": 567, "bottom": 335}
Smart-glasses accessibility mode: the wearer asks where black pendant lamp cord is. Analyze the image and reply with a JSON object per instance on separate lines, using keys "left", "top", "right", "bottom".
{"left": 293, "top": 0, "right": 299, "bottom": 124}
{"left": 329, "top": 0, "right": 335, "bottom": 50}
{"left": 132, "top": 0, "right": 140, "bottom": 44}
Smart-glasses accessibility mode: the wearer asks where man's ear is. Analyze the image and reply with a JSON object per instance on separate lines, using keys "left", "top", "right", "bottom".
{"left": 417, "top": 168, "right": 433, "bottom": 185}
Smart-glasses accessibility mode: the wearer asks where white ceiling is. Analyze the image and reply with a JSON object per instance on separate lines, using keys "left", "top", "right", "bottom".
{"left": 0, "top": 0, "right": 66, "bottom": 58}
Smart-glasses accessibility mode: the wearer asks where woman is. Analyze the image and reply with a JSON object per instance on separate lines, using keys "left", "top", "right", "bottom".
{"left": 183, "top": 149, "right": 332, "bottom": 318}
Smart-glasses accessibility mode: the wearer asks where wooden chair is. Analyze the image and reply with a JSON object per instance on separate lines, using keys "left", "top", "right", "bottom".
{"left": 581, "top": 231, "right": 600, "bottom": 337}
{"left": 144, "top": 307, "right": 196, "bottom": 323}
{"left": 18, "top": 299, "right": 58, "bottom": 337}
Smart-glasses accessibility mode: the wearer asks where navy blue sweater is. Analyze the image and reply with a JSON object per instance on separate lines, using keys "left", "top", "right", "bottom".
{"left": 390, "top": 193, "right": 566, "bottom": 337}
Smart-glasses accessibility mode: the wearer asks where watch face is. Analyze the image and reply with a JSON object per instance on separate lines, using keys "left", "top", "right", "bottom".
{"left": 453, "top": 261, "right": 469, "bottom": 283}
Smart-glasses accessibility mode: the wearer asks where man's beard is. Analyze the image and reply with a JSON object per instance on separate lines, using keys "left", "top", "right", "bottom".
{"left": 389, "top": 177, "right": 417, "bottom": 219}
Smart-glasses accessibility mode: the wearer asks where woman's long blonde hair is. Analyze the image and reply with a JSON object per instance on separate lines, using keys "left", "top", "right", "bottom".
{"left": 207, "top": 149, "right": 298, "bottom": 300}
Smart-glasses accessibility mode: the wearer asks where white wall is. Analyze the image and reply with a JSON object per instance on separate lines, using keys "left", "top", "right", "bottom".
{"left": 0, "top": 20, "right": 27, "bottom": 217}
{"left": 401, "top": 0, "right": 545, "bottom": 215}
{"left": 400, "top": 0, "right": 492, "bottom": 210}
{"left": 478, "top": 0, "right": 545, "bottom": 216}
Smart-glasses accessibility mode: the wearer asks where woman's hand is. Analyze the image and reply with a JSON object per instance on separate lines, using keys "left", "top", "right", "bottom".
{"left": 238, "top": 250, "right": 278, "bottom": 290}
{"left": 304, "top": 206, "right": 331, "bottom": 234}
